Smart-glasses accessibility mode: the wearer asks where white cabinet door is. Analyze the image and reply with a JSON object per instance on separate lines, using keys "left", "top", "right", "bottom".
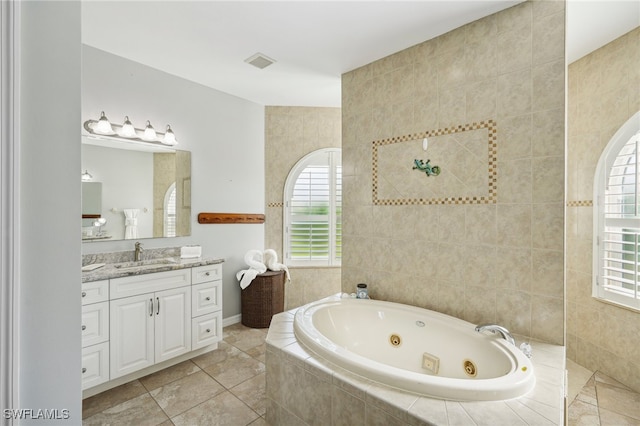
{"left": 155, "top": 286, "right": 191, "bottom": 363}
{"left": 82, "top": 342, "right": 109, "bottom": 390}
{"left": 110, "top": 293, "right": 154, "bottom": 379}
{"left": 81, "top": 301, "right": 109, "bottom": 347}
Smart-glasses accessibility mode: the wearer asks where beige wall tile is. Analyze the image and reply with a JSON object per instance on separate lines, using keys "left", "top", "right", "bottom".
{"left": 342, "top": 1, "right": 565, "bottom": 347}
{"left": 532, "top": 11, "right": 565, "bottom": 65}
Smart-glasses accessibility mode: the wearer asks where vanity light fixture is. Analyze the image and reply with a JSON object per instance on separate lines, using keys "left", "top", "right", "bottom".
{"left": 163, "top": 125, "right": 177, "bottom": 146}
{"left": 94, "top": 111, "right": 114, "bottom": 135}
{"left": 83, "top": 112, "right": 178, "bottom": 146}
{"left": 142, "top": 120, "right": 157, "bottom": 141}
{"left": 81, "top": 170, "right": 93, "bottom": 181}
{"left": 120, "top": 116, "right": 136, "bottom": 138}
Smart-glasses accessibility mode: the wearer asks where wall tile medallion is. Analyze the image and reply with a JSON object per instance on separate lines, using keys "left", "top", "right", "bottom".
{"left": 372, "top": 120, "right": 497, "bottom": 205}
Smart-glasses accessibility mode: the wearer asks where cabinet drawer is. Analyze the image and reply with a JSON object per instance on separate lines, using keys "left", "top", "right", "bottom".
{"left": 192, "top": 264, "right": 222, "bottom": 285}
{"left": 110, "top": 269, "right": 191, "bottom": 300}
{"left": 191, "top": 311, "right": 222, "bottom": 350}
{"left": 192, "top": 282, "right": 222, "bottom": 317}
{"left": 82, "top": 301, "right": 109, "bottom": 347}
{"left": 82, "top": 342, "right": 109, "bottom": 390}
{"left": 82, "top": 280, "right": 109, "bottom": 305}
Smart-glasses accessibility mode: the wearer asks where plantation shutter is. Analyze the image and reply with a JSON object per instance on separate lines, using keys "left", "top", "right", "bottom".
{"left": 164, "top": 185, "right": 177, "bottom": 238}
{"left": 290, "top": 164, "right": 331, "bottom": 260}
{"left": 284, "top": 148, "right": 341, "bottom": 266}
{"left": 597, "top": 126, "right": 640, "bottom": 308}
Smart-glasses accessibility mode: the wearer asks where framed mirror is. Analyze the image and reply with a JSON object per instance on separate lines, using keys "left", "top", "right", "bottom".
{"left": 81, "top": 136, "right": 191, "bottom": 241}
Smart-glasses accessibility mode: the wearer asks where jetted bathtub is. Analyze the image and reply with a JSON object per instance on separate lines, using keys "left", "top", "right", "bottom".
{"left": 293, "top": 296, "right": 535, "bottom": 401}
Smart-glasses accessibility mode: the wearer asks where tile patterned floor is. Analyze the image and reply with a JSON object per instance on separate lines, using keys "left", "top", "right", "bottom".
{"left": 568, "top": 361, "right": 640, "bottom": 426}
{"left": 82, "top": 323, "right": 269, "bottom": 426}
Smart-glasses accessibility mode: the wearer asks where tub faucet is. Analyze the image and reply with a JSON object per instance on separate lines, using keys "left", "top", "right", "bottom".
{"left": 134, "top": 241, "right": 143, "bottom": 261}
{"left": 474, "top": 324, "right": 515, "bottom": 346}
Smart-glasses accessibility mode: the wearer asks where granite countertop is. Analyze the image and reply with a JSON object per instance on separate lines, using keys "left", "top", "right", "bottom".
{"left": 81, "top": 256, "right": 224, "bottom": 283}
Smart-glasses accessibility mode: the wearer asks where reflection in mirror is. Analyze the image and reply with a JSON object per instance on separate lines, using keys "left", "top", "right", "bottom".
{"left": 81, "top": 136, "right": 191, "bottom": 242}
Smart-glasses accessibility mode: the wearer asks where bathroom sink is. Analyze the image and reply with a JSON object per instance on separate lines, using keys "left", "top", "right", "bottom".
{"left": 113, "top": 258, "right": 178, "bottom": 269}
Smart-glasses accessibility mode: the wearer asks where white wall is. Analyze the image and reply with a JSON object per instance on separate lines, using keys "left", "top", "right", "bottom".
{"left": 20, "top": 1, "right": 82, "bottom": 423}
{"left": 81, "top": 46, "right": 265, "bottom": 318}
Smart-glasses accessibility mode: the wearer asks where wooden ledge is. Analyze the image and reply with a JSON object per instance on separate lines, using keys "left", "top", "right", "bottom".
{"left": 198, "top": 212, "right": 265, "bottom": 224}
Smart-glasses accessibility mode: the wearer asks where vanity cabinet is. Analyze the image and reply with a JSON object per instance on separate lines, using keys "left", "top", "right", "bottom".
{"left": 81, "top": 280, "right": 110, "bottom": 390}
{"left": 109, "top": 270, "right": 192, "bottom": 380}
{"left": 191, "top": 264, "right": 223, "bottom": 350}
{"left": 82, "top": 260, "right": 224, "bottom": 395}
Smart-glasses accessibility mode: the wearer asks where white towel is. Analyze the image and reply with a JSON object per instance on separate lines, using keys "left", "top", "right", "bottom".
{"left": 236, "top": 250, "right": 267, "bottom": 289}
{"left": 264, "top": 249, "right": 290, "bottom": 281}
{"left": 236, "top": 249, "right": 290, "bottom": 289}
{"left": 123, "top": 209, "right": 139, "bottom": 240}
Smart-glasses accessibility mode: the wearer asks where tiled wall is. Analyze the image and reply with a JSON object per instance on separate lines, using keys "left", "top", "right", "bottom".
{"left": 567, "top": 27, "right": 640, "bottom": 391}
{"left": 264, "top": 106, "right": 342, "bottom": 310}
{"left": 341, "top": 1, "right": 566, "bottom": 345}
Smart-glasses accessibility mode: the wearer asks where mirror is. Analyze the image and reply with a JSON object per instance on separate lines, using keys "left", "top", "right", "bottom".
{"left": 81, "top": 136, "right": 191, "bottom": 241}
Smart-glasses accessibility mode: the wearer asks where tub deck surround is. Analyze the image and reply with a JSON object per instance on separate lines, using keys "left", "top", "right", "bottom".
{"left": 81, "top": 247, "right": 224, "bottom": 283}
{"left": 294, "top": 297, "right": 535, "bottom": 401}
{"left": 266, "top": 295, "right": 565, "bottom": 426}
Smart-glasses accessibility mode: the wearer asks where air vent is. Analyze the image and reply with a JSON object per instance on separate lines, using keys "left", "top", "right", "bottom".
{"left": 244, "top": 52, "right": 276, "bottom": 69}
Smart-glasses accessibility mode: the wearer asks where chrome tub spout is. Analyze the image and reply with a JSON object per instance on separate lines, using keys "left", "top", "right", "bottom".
{"left": 475, "top": 324, "right": 515, "bottom": 346}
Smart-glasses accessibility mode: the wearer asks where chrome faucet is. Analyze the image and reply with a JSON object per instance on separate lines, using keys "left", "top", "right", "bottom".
{"left": 134, "top": 241, "right": 143, "bottom": 261}
{"left": 475, "top": 324, "right": 515, "bottom": 346}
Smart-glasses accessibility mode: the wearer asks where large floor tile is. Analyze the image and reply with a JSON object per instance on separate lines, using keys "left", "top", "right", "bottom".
{"left": 82, "top": 380, "right": 147, "bottom": 419}
{"left": 203, "top": 350, "right": 266, "bottom": 389}
{"left": 225, "top": 325, "right": 270, "bottom": 353}
{"left": 190, "top": 341, "right": 242, "bottom": 370}
{"left": 231, "top": 372, "right": 267, "bottom": 416}
{"left": 83, "top": 393, "right": 169, "bottom": 426}
{"left": 149, "top": 370, "right": 225, "bottom": 418}
{"left": 170, "top": 391, "right": 260, "bottom": 426}
{"left": 567, "top": 399, "right": 600, "bottom": 426}
{"left": 139, "top": 360, "right": 201, "bottom": 391}
{"left": 596, "top": 382, "right": 640, "bottom": 421}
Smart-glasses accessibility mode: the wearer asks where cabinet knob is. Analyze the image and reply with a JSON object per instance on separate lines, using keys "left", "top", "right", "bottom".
{"left": 81, "top": 325, "right": 86, "bottom": 331}
{"left": 205, "top": 272, "right": 210, "bottom": 276}
{"left": 81, "top": 292, "right": 86, "bottom": 298}
{"left": 205, "top": 297, "right": 211, "bottom": 301}
{"left": 82, "top": 368, "right": 87, "bottom": 374}
{"left": 206, "top": 328, "right": 211, "bottom": 333}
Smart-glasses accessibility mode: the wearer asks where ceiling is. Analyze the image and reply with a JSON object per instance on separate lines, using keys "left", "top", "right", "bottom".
{"left": 82, "top": 1, "right": 639, "bottom": 108}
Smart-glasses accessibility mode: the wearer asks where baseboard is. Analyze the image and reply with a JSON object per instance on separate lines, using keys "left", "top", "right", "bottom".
{"left": 223, "top": 314, "right": 241, "bottom": 327}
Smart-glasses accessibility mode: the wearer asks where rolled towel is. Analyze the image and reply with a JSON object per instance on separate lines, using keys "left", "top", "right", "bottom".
{"left": 264, "top": 249, "right": 290, "bottom": 281}
{"left": 236, "top": 249, "right": 267, "bottom": 289}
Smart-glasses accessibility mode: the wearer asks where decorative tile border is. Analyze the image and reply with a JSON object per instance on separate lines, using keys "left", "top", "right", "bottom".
{"left": 372, "top": 120, "right": 498, "bottom": 205}
{"left": 566, "top": 200, "right": 593, "bottom": 207}
{"left": 267, "top": 202, "right": 284, "bottom": 208}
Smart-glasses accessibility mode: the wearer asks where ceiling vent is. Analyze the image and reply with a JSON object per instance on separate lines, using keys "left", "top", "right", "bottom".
{"left": 244, "top": 52, "right": 276, "bottom": 69}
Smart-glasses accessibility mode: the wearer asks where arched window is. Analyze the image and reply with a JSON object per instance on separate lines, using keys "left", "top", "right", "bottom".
{"left": 164, "top": 182, "right": 176, "bottom": 238}
{"left": 284, "top": 148, "right": 341, "bottom": 266}
{"left": 594, "top": 111, "right": 640, "bottom": 309}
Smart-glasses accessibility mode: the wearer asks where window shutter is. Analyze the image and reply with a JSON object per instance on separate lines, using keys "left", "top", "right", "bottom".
{"left": 284, "top": 148, "right": 341, "bottom": 266}
{"left": 595, "top": 113, "right": 640, "bottom": 309}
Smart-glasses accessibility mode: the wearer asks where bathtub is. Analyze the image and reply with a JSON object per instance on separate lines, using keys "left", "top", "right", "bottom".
{"left": 293, "top": 296, "right": 535, "bottom": 401}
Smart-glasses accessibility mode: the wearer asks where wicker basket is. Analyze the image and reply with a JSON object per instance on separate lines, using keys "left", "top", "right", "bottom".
{"left": 241, "top": 270, "right": 285, "bottom": 328}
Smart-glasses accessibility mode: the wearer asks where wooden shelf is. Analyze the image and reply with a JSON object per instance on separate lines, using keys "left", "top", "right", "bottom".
{"left": 197, "top": 212, "right": 265, "bottom": 224}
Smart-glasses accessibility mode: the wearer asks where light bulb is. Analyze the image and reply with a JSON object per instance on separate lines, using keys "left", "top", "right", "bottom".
{"left": 94, "top": 111, "right": 114, "bottom": 135}
{"left": 142, "top": 120, "right": 157, "bottom": 141}
{"left": 162, "top": 125, "right": 177, "bottom": 146}
{"left": 422, "top": 138, "right": 428, "bottom": 151}
{"left": 120, "top": 116, "right": 136, "bottom": 138}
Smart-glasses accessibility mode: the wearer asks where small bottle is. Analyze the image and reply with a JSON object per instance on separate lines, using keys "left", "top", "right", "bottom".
{"left": 356, "top": 283, "right": 368, "bottom": 299}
